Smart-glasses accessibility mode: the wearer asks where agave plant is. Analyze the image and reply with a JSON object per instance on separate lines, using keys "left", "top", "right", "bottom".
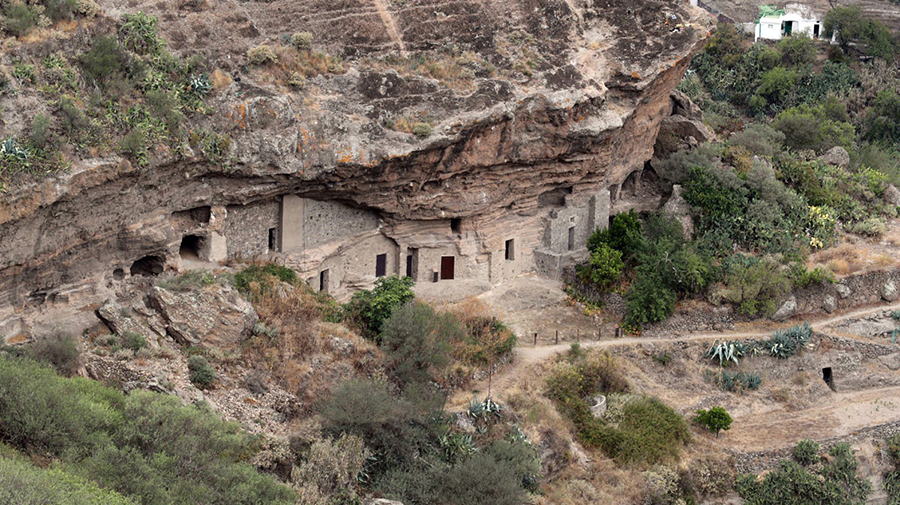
{"left": 766, "top": 322, "right": 811, "bottom": 358}
{"left": 0, "top": 138, "right": 29, "bottom": 160}
{"left": 439, "top": 431, "right": 476, "bottom": 463}
{"left": 467, "top": 396, "right": 502, "bottom": 418}
{"left": 705, "top": 340, "right": 742, "bottom": 366}
{"left": 189, "top": 74, "right": 212, "bottom": 96}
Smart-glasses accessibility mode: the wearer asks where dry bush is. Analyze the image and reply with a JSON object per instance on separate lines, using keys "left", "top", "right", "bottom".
{"left": 291, "top": 434, "right": 367, "bottom": 505}
{"left": 686, "top": 456, "right": 735, "bottom": 498}
{"left": 241, "top": 279, "right": 378, "bottom": 408}
{"left": 771, "top": 387, "right": 792, "bottom": 403}
{"left": 812, "top": 242, "right": 867, "bottom": 275}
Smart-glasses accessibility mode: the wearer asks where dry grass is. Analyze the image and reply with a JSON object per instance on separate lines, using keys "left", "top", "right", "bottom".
{"left": 809, "top": 242, "right": 868, "bottom": 276}
{"left": 209, "top": 68, "right": 232, "bottom": 90}
{"left": 250, "top": 45, "right": 345, "bottom": 89}
{"left": 359, "top": 51, "right": 484, "bottom": 92}
{"left": 240, "top": 281, "right": 379, "bottom": 410}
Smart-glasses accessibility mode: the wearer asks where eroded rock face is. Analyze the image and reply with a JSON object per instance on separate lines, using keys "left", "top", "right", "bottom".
{"left": 0, "top": 0, "right": 712, "bottom": 319}
{"left": 149, "top": 286, "right": 258, "bottom": 348}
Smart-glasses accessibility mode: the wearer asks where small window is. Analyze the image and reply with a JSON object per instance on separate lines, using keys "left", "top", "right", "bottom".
{"left": 451, "top": 218, "right": 461, "bottom": 234}
{"left": 268, "top": 228, "right": 277, "bottom": 251}
{"left": 376, "top": 254, "right": 387, "bottom": 278}
{"left": 567, "top": 226, "right": 576, "bottom": 251}
{"left": 505, "top": 239, "right": 515, "bottom": 261}
{"left": 319, "top": 270, "right": 329, "bottom": 293}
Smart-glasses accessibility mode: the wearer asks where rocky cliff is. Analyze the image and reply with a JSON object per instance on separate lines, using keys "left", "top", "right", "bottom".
{"left": 0, "top": 0, "right": 712, "bottom": 334}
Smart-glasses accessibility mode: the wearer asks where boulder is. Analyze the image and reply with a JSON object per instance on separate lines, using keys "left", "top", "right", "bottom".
{"left": 662, "top": 184, "right": 695, "bottom": 239}
{"left": 671, "top": 90, "right": 703, "bottom": 120}
{"left": 818, "top": 146, "right": 850, "bottom": 168}
{"left": 772, "top": 296, "right": 797, "bottom": 321}
{"left": 822, "top": 294, "right": 837, "bottom": 314}
{"left": 149, "top": 285, "right": 258, "bottom": 348}
{"left": 835, "top": 283, "right": 852, "bottom": 299}
{"left": 886, "top": 184, "right": 900, "bottom": 206}
{"left": 653, "top": 115, "right": 714, "bottom": 160}
{"left": 96, "top": 300, "right": 162, "bottom": 347}
{"left": 883, "top": 281, "right": 898, "bottom": 302}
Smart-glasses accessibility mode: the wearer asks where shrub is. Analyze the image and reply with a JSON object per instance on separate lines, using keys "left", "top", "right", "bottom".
{"left": 288, "top": 72, "right": 306, "bottom": 90}
{"left": 0, "top": 456, "right": 134, "bottom": 505}
{"left": 777, "top": 33, "right": 816, "bottom": 67}
{"left": 411, "top": 122, "right": 433, "bottom": 137}
{"left": 79, "top": 36, "right": 132, "bottom": 96}
{"left": 793, "top": 439, "right": 820, "bottom": 466}
{"left": 29, "top": 113, "right": 53, "bottom": 149}
{"left": 121, "top": 332, "right": 146, "bottom": 352}
{"left": 120, "top": 12, "right": 164, "bottom": 56}
{"left": 247, "top": 45, "right": 278, "bottom": 65}
{"left": 577, "top": 243, "right": 624, "bottom": 289}
{"left": 693, "top": 406, "right": 732, "bottom": 437}
{"left": 30, "top": 331, "right": 80, "bottom": 377}
{"left": 728, "top": 123, "right": 785, "bottom": 158}
{"left": 717, "top": 255, "right": 790, "bottom": 317}
{"left": 624, "top": 272, "right": 677, "bottom": 327}
{"left": 233, "top": 264, "right": 297, "bottom": 294}
{"left": 595, "top": 396, "right": 691, "bottom": 465}
{"left": 381, "top": 301, "right": 461, "bottom": 388}
{"left": 120, "top": 128, "right": 149, "bottom": 165}
{"left": 291, "top": 31, "right": 313, "bottom": 50}
{"left": 755, "top": 67, "right": 798, "bottom": 106}
{"left": 709, "top": 370, "right": 762, "bottom": 392}
{"left": 687, "top": 457, "right": 735, "bottom": 498}
{"left": 1, "top": 2, "right": 40, "bottom": 37}
{"left": 737, "top": 443, "right": 870, "bottom": 504}
{"left": 292, "top": 434, "right": 367, "bottom": 504}
{"left": 587, "top": 210, "right": 644, "bottom": 259}
{"left": 546, "top": 351, "right": 630, "bottom": 403}
{"left": 0, "top": 356, "right": 296, "bottom": 504}
{"left": 187, "top": 355, "right": 215, "bottom": 389}
{"left": 342, "top": 275, "right": 415, "bottom": 340}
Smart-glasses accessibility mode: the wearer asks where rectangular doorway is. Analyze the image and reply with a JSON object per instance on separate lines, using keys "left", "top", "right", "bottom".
{"left": 568, "top": 226, "right": 576, "bottom": 251}
{"left": 440, "top": 256, "right": 455, "bottom": 280}
{"left": 406, "top": 248, "right": 419, "bottom": 279}
{"left": 813, "top": 23, "right": 820, "bottom": 38}
{"left": 505, "top": 239, "right": 515, "bottom": 261}
{"left": 376, "top": 254, "right": 387, "bottom": 278}
{"left": 268, "top": 228, "right": 277, "bottom": 252}
{"left": 319, "top": 269, "right": 329, "bottom": 293}
{"left": 822, "top": 367, "right": 834, "bottom": 390}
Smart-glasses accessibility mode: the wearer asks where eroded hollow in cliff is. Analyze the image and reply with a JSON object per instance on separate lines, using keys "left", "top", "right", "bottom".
{"left": 180, "top": 235, "right": 204, "bottom": 260}
{"left": 130, "top": 256, "right": 165, "bottom": 277}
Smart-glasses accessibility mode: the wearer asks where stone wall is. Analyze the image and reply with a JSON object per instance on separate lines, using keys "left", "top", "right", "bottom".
{"left": 223, "top": 200, "right": 280, "bottom": 259}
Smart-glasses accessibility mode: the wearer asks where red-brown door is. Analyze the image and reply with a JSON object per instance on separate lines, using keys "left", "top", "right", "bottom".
{"left": 440, "top": 256, "right": 455, "bottom": 280}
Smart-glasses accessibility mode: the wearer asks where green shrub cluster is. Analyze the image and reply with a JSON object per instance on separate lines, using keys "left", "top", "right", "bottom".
{"left": 0, "top": 356, "right": 296, "bottom": 504}
{"left": 0, "top": 455, "right": 135, "bottom": 505}
{"left": 737, "top": 442, "right": 870, "bottom": 504}
{"left": 342, "top": 275, "right": 415, "bottom": 340}
{"left": 793, "top": 439, "right": 820, "bottom": 466}
{"left": 883, "top": 433, "right": 900, "bottom": 503}
{"left": 233, "top": 264, "right": 297, "bottom": 295}
{"left": 187, "top": 355, "right": 216, "bottom": 389}
{"left": 706, "top": 370, "right": 762, "bottom": 392}
{"left": 546, "top": 352, "right": 689, "bottom": 465}
{"left": 320, "top": 378, "right": 540, "bottom": 505}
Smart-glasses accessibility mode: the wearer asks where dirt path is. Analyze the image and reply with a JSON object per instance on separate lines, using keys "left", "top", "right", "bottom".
{"left": 372, "top": 0, "right": 407, "bottom": 56}
{"left": 451, "top": 299, "right": 900, "bottom": 450}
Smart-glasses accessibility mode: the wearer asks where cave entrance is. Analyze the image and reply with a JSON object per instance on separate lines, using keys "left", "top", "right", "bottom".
{"left": 822, "top": 367, "right": 834, "bottom": 390}
{"left": 130, "top": 255, "right": 165, "bottom": 277}
{"left": 180, "top": 235, "right": 204, "bottom": 260}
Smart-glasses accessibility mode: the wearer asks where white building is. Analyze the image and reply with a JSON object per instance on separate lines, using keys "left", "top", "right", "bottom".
{"left": 755, "top": 4, "right": 823, "bottom": 41}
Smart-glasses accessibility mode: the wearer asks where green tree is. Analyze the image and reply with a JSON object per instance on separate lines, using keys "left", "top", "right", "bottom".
{"left": 577, "top": 243, "right": 624, "bottom": 289}
{"left": 343, "top": 275, "right": 415, "bottom": 340}
{"left": 694, "top": 406, "right": 732, "bottom": 437}
{"left": 777, "top": 33, "right": 816, "bottom": 67}
{"left": 380, "top": 301, "right": 461, "bottom": 388}
{"left": 587, "top": 210, "right": 645, "bottom": 260}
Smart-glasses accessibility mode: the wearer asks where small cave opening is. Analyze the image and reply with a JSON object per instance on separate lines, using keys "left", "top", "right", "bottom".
{"left": 113, "top": 268, "right": 125, "bottom": 280}
{"left": 180, "top": 235, "right": 204, "bottom": 260}
{"left": 130, "top": 255, "right": 165, "bottom": 277}
{"left": 822, "top": 367, "right": 834, "bottom": 390}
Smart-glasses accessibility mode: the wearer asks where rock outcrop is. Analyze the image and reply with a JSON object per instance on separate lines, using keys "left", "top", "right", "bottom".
{"left": 149, "top": 286, "right": 258, "bottom": 348}
{"left": 0, "top": 0, "right": 712, "bottom": 334}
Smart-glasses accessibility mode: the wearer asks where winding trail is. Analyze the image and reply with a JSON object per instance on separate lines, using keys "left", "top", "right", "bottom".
{"left": 373, "top": 0, "right": 408, "bottom": 56}
{"left": 450, "top": 300, "right": 900, "bottom": 450}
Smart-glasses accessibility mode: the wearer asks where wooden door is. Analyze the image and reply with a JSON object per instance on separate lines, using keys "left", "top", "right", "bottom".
{"left": 440, "top": 256, "right": 455, "bottom": 280}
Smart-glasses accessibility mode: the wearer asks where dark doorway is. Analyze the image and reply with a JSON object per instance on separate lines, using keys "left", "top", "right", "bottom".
{"left": 822, "top": 367, "right": 834, "bottom": 390}
{"left": 451, "top": 218, "right": 462, "bottom": 234}
{"left": 505, "top": 239, "right": 515, "bottom": 261}
{"left": 130, "top": 255, "right": 165, "bottom": 277}
{"left": 268, "top": 228, "right": 277, "bottom": 251}
{"left": 813, "top": 24, "right": 820, "bottom": 38}
{"left": 406, "top": 248, "right": 419, "bottom": 279}
{"left": 440, "top": 256, "right": 455, "bottom": 280}
{"left": 784, "top": 20, "right": 793, "bottom": 36}
{"left": 568, "top": 226, "right": 576, "bottom": 251}
{"left": 376, "top": 254, "right": 387, "bottom": 278}
{"left": 180, "top": 235, "right": 203, "bottom": 260}
{"left": 319, "top": 270, "right": 329, "bottom": 293}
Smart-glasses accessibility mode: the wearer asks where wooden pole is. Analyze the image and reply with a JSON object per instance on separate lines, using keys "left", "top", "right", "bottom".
{"left": 555, "top": 330, "right": 559, "bottom": 344}
{"left": 598, "top": 327, "right": 602, "bottom": 340}
{"left": 534, "top": 332, "right": 537, "bottom": 346}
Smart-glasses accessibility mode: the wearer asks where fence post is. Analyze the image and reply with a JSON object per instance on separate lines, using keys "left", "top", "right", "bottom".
{"left": 555, "top": 330, "right": 559, "bottom": 344}
{"left": 534, "top": 332, "right": 537, "bottom": 346}
{"left": 598, "top": 327, "right": 602, "bottom": 341}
